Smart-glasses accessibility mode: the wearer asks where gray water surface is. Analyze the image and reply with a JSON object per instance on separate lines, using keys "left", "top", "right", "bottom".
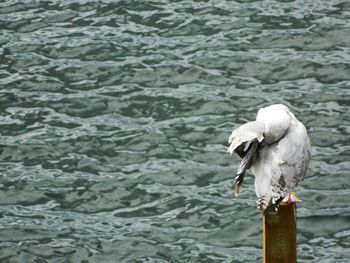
{"left": 1, "top": 0, "right": 350, "bottom": 262}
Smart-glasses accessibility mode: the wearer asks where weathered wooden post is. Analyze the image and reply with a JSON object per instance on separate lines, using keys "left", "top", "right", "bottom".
{"left": 263, "top": 203, "right": 296, "bottom": 263}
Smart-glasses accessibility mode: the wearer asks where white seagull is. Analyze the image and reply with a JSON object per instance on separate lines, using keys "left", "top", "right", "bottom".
{"left": 227, "top": 104, "right": 311, "bottom": 215}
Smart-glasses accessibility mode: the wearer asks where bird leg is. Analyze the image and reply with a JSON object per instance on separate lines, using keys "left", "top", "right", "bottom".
{"left": 282, "top": 192, "right": 302, "bottom": 204}
{"left": 260, "top": 196, "right": 283, "bottom": 215}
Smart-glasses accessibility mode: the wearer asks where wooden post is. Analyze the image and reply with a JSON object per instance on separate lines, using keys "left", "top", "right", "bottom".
{"left": 263, "top": 203, "right": 296, "bottom": 263}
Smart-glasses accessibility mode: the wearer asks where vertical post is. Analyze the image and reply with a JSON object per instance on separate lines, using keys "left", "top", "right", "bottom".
{"left": 263, "top": 203, "right": 296, "bottom": 263}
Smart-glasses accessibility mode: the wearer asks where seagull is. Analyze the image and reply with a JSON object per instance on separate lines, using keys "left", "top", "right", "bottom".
{"left": 227, "top": 104, "right": 311, "bottom": 215}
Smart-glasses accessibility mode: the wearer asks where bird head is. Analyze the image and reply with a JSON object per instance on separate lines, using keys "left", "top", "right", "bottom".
{"left": 256, "top": 104, "right": 291, "bottom": 144}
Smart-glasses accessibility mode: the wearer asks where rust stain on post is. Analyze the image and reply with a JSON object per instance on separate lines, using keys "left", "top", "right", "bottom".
{"left": 263, "top": 203, "right": 296, "bottom": 263}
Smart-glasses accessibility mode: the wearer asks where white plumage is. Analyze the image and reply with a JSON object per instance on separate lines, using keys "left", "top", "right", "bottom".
{"left": 227, "top": 104, "right": 311, "bottom": 215}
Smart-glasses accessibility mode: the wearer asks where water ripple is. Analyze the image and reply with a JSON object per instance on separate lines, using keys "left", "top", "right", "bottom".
{"left": 1, "top": 0, "right": 350, "bottom": 262}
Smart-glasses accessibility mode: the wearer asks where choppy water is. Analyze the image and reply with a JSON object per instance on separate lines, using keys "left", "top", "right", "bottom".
{"left": 1, "top": 0, "right": 350, "bottom": 262}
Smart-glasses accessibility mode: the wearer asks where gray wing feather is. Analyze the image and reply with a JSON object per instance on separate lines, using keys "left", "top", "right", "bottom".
{"left": 228, "top": 121, "right": 265, "bottom": 197}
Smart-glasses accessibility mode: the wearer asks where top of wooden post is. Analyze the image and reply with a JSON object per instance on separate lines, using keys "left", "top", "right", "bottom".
{"left": 263, "top": 203, "right": 296, "bottom": 263}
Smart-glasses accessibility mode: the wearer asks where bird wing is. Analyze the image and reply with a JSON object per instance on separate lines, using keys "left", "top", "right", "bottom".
{"left": 271, "top": 121, "right": 311, "bottom": 192}
{"left": 228, "top": 121, "right": 265, "bottom": 196}
{"left": 252, "top": 120, "right": 311, "bottom": 214}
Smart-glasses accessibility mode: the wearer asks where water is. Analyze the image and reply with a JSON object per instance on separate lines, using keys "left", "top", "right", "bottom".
{"left": 1, "top": 0, "right": 350, "bottom": 262}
